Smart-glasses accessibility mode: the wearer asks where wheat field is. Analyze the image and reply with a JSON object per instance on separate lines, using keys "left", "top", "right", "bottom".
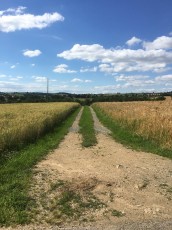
{"left": 94, "top": 99, "right": 172, "bottom": 149}
{"left": 0, "top": 102, "right": 79, "bottom": 152}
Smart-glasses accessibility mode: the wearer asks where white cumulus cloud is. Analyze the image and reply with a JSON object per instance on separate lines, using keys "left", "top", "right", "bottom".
{"left": 23, "top": 49, "right": 42, "bottom": 57}
{"left": 0, "top": 6, "right": 26, "bottom": 16}
{"left": 32, "top": 76, "right": 47, "bottom": 82}
{"left": 10, "top": 65, "right": 16, "bottom": 69}
{"left": 143, "top": 36, "right": 172, "bottom": 50}
{"left": 0, "top": 74, "right": 6, "bottom": 78}
{"left": 116, "top": 74, "right": 149, "bottom": 82}
{"left": 155, "top": 74, "right": 172, "bottom": 81}
{"left": 71, "top": 78, "right": 92, "bottom": 83}
{"left": 71, "top": 78, "right": 83, "bottom": 82}
{"left": 80, "top": 66, "right": 97, "bottom": 72}
{"left": 126, "top": 36, "right": 142, "bottom": 46}
{"left": 53, "top": 64, "right": 76, "bottom": 73}
{"left": 57, "top": 44, "right": 105, "bottom": 62}
{"left": 114, "top": 74, "right": 154, "bottom": 88}
{"left": 0, "top": 6, "right": 64, "bottom": 32}
{"left": 57, "top": 43, "right": 172, "bottom": 73}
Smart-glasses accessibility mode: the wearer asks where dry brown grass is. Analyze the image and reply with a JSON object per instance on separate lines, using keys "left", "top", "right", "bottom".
{"left": 0, "top": 102, "right": 79, "bottom": 152}
{"left": 94, "top": 100, "right": 172, "bottom": 149}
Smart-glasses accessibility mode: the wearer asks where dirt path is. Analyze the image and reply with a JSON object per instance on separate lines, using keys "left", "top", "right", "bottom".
{"left": 2, "top": 107, "right": 172, "bottom": 230}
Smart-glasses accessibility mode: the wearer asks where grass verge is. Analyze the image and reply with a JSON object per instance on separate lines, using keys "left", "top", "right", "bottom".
{"left": 92, "top": 105, "right": 172, "bottom": 159}
{"left": 0, "top": 107, "right": 80, "bottom": 227}
{"left": 79, "top": 106, "right": 97, "bottom": 147}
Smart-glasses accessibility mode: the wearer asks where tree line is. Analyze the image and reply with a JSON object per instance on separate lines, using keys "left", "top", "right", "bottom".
{"left": 0, "top": 92, "right": 167, "bottom": 105}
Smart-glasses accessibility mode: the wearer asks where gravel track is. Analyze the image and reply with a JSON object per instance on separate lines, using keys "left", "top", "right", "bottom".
{"left": 1, "top": 106, "right": 172, "bottom": 230}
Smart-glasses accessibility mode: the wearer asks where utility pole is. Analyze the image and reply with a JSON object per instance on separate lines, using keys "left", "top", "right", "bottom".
{"left": 46, "top": 77, "right": 49, "bottom": 101}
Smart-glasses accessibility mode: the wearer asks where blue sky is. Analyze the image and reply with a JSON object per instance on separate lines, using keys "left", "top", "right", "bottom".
{"left": 0, "top": 0, "right": 172, "bottom": 93}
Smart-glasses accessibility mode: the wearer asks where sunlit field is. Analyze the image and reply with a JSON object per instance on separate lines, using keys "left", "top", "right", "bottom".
{"left": 93, "top": 100, "right": 172, "bottom": 150}
{"left": 0, "top": 102, "right": 79, "bottom": 153}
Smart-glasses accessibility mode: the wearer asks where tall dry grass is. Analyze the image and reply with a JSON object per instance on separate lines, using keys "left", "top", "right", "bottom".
{"left": 94, "top": 100, "right": 172, "bottom": 149}
{"left": 0, "top": 102, "right": 79, "bottom": 152}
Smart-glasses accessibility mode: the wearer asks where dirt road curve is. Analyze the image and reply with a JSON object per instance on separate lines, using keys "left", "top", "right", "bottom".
{"left": 1, "top": 107, "right": 172, "bottom": 230}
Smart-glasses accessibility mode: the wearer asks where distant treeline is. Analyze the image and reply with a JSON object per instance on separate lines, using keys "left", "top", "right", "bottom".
{"left": 0, "top": 92, "right": 169, "bottom": 105}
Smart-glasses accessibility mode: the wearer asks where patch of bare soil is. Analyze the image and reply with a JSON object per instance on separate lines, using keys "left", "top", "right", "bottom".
{"left": 2, "top": 107, "right": 172, "bottom": 230}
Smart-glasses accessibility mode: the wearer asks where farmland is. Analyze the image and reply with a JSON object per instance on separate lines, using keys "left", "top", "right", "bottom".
{"left": 0, "top": 102, "right": 79, "bottom": 154}
{"left": 93, "top": 100, "right": 172, "bottom": 158}
{"left": 0, "top": 103, "right": 80, "bottom": 226}
{"left": 0, "top": 103, "right": 172, "bottom": 228}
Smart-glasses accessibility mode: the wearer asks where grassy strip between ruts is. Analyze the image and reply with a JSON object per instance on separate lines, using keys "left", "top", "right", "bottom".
{"left": 79, "top": 106, "right": 97, "bottom": 147}
{"left": 0, "top": 107, "right": 81, "bottom": 227}
{"left": 92, "top": 105, "right": 172, "bottom": 159}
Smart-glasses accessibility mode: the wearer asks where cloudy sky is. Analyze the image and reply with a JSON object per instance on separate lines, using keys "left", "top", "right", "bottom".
{"left": 0, "top": 0, "right": 172, "bottom": 93}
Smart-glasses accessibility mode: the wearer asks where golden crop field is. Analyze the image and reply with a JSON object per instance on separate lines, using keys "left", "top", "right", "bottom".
{"left": 0, "top": 102, "right": 79, "bottom": 152}
{"left": 94, "top": 99, "right": 172, "bottom": 149}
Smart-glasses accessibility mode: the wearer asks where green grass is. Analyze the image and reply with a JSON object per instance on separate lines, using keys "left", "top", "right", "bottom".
{"left": 111, "top": 209, "right": 124, "bottom": 217}
{"left": 30, "top": 178, "right": 105, "bottom": 225}
{"left": 92, "top": 105, "right": 172, "bottom": 159}
{"left": 56, "top": 189, "right": 104, "bottom": 220}
{"left": 79, "top": 106, "right": 97, "bottom": 147}
{"left": 0, "top": 107, "right": 80, "bottom": 227}
{"left": 50, "top": 180, "right": 65, "bottom": 191}
{"left": 51, "top": 181, "right": 105, "bottom": 222}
